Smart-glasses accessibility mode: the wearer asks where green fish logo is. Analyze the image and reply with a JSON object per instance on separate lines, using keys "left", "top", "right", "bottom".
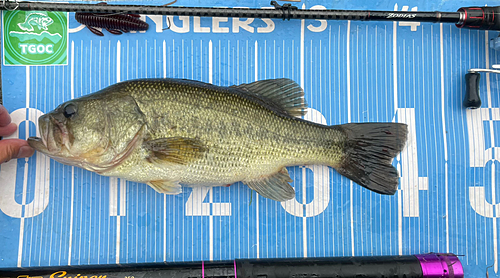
{"left": 3, "top": 10, "right": 68, "bottom": 65}
{"left": 17, "top": 11, "right": 54, "bottom": 31}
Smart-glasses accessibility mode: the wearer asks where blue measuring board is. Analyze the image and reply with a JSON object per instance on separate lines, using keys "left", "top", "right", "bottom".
{"left": 0, "top": 0, "right": 499, "bottom": 277}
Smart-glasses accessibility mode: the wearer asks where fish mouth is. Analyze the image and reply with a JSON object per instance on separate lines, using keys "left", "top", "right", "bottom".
{"left": 27, "top": 137, "right": 48, "bottom": 153}
{"left": 28, "top": 114, "right": 70, "bottom": 154}
{"left": 28, "top": 115, "right": 80, "bottom": 167}
{"left": 28, "top": 136, "right": 81, "bottom": 167}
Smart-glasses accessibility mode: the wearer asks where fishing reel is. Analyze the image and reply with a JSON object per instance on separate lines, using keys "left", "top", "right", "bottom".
{"left": 463, "top": 65, "right": 500, "bottom": 109}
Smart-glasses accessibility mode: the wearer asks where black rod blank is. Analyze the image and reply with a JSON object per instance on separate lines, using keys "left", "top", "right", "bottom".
{"left": 1, "top": 1, "right": 459, "bottom": 23}
{"left": 1, "top": 1, "right": 500, "bottom": 30}
{"left": 0, "top": 254, "right": 464, "bottom": 278}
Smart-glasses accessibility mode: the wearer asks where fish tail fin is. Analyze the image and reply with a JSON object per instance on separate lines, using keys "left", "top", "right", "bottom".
{"left": 335, "top": 122, "right": 408, "bottom": 195}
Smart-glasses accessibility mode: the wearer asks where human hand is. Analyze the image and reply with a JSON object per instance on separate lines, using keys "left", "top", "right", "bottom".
{"left": 0, "top": 105, "right": 34, "bottom": 164}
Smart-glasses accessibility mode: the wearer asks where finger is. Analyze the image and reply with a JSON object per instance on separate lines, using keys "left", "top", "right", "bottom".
{"left": 0, "top": 105, "right": 12, "bottom": 127}
{"left": 0, "top": 139, "right": 35, "bottom": 163}
{"left": 0, "top": 122, "right": 17, "bottom": 137}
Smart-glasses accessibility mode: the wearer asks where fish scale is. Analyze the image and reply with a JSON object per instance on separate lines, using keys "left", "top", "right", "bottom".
{"left": 128, "top": 81, "right": 337, "bottom": 182}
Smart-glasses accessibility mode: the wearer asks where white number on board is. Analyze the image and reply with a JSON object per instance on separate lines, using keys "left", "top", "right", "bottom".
{"left": 185, "top": 187, "right": 231, "bottom": 216}
{"left": 0, "top": 108, "right": 50, "bottom": 218}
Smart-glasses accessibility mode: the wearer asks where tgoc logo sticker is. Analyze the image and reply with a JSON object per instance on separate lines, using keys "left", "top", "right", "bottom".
{"left": 3, "top": 10, "right": 68, "bottom": 65}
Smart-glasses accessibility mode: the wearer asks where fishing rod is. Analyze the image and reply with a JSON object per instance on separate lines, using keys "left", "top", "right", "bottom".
{"left": 0, "top": 254, "right": 463, "bottom": 278}
{"left": 1, "top": 0, "right": 500, "bottom": 31}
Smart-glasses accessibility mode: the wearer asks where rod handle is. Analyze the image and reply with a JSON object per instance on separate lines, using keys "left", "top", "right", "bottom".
{"left": 457, "top": 6, "right": 500, "bottom": 30}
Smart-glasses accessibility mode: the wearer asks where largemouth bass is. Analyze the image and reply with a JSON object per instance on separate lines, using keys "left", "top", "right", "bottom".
{"left": 28, "top": 78, "right": 408, "bottom": 201}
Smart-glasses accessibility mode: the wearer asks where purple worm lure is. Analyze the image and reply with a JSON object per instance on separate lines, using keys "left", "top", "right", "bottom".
{"left": 75, "top": 2, "right": 149, "bottom": 36}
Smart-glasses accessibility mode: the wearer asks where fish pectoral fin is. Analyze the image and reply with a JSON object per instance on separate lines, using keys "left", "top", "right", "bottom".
{"left": 243, "top": 168, "right": 295, "bottom": 202}
{"left": 144, "top": 137, "right": 207, "bottom": 165}
{"left": 231, "top": 78, "right": 307, "bottom": 117}
{"left": 147, "top": 180, "right": 182, "bottom": 195}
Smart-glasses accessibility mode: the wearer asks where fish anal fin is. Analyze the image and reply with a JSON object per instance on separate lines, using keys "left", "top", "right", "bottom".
{"left": 232, "top": 78, "right": 307, "bottom": 117}
{"left": 144, "top": 137, "right": 207, "bottom": 165}
{"left": 243, "top": 167, "right": 295, "bottom": 202}
{"left": 147, "top": 180, "right": 182, "bottom": 195}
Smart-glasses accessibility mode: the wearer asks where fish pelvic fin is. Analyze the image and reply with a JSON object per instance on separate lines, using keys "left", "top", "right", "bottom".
{"left": 147, "top": 180, "right": 182, "bottom": 195}
{"left": 243, "top": 167, "right": 295, "bottom": 202}
{"left": 232, "top": 78, "right": 307, "bottom": 117}
{"left": 336, "top": 122, "right": 408, "bottom": 195}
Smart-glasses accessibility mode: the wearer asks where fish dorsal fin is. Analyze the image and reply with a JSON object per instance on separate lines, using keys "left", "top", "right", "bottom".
{"left": 243, "top": 167, "right": 295, "bottom": 202}
{"left": 144, "top": 137, "right": 207, "bottom": 165}
{"left": 232, "top": 78, "right": 307, "bottom": 117}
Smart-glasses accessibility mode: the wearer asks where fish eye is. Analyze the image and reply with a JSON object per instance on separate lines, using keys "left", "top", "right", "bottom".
{"left": 63, "top": 103, "right": 77, "bottom": 119}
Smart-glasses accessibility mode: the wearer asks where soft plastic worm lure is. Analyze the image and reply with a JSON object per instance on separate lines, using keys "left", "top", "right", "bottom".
{"left": 75, "top": 2, "right": 149, "bottom": 36}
